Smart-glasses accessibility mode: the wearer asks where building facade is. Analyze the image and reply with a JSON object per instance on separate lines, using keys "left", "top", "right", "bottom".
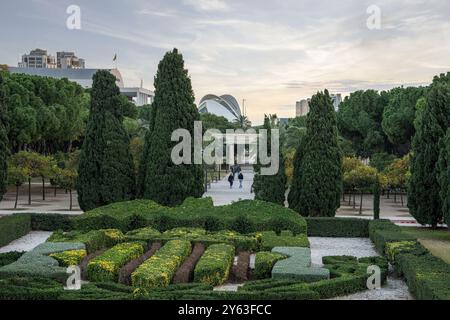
{"left": 57, "top": 51, "right": 85, "bottom": 69}
{"left": 19, "top": 49, "right": 85, "bottom": 69}
{"left": 198, "top": 94, "right": 242, "bottom": 122}
{"left": 296, "top": 99, "right": 310, "bottom": 117}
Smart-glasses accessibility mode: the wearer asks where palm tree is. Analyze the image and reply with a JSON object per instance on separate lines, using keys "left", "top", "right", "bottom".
{"left": 234, "top": 115, "right": 252, "bottom": 129}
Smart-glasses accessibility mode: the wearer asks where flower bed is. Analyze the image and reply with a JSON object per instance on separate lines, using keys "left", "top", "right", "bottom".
{"left": 87, "top": 242, "right": 145, "bottom": 282}
{"left": 132, "top": 240, "right": 192, "bottom": 291}
{"left": 48, "top": 229, "right": 124, "bottom": 253}
{"left": 259, "top": 231, "right": 309, "bottom": 251}
{"left": 194, "top": 244, "right": 235, "bottom": 286}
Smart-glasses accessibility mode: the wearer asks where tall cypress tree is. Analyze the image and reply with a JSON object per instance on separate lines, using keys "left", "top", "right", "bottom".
{"left": 438, "top": 129, "right": 450, "bottom": 226}
{"left": 253, "top": 115, "right": 287, "bottom": 205}
{"left": 289, "top": 90, "right": 342, "bottom": 217}
{"left": 77, "top": 70, "right": 136, "bottom": 211}
{"left": 0, "top": 73, "right": 8, "bottom": 201}
{"left": 408, "top": 83, "right": 450, "bottom": 227}
{"left": 139, "top": 49, "right": 204, "bottom": 206}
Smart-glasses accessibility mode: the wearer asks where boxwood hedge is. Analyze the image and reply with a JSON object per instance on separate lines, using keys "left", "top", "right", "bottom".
{"left": 305, "top": 217, "right": 369, "bottom": 237}
{"left": 193, "top": 244, "right": 235, "bottom": 286}
{"left": 0, "top": 214, "right": 31, "bottom": 247}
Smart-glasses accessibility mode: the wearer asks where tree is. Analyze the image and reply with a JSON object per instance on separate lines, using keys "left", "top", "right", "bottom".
{"left": 77, "top": 70, "right": 136, "bottom": 211}
{"left": 408, "top": 83, "right": 450, "bottom": 227}
{"left": 373, "top": 175, "right": 381, "bottom": 220}
{"left": 7, "top": 164, "right": 28, "bottom": 209}
{"left": 438, "top": 128, "right": 450, "bottom": 226}
{"left": 253, "top": 115, "right": 287, "bottom": 205}
{"left": 343, "top": 164, "right": 378, "bottom": 214}
{"left": 0, "top": 73, "right": 8, "bottom": 202}
{"left": 139, "top": 49, "right": 204, "bottom": 206}
{"left": 370, "top": 152, "right": 397, "bottom": 172}
{"left": 382, "top": 87, "right": 425, "bottom": 154}
{"left": 233, "top": 115, "right": 252, "bottom": 129}
{"left": 55, "top": 168, "right": 77, "bottom": 211}
{"left": 289, "top": 90, "right": 342, "bottom": 217}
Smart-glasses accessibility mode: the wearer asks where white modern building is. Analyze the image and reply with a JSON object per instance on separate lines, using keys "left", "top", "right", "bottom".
{"left": 198, "top": 94, "right": 242, "bottom": 122}
{"left": 8, "top": 66, "right": 153, "bottom": 106}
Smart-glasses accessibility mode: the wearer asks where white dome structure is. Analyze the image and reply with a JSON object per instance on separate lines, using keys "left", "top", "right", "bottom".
{"left": 199, "top": 94, "right": 242, "bottom": 122}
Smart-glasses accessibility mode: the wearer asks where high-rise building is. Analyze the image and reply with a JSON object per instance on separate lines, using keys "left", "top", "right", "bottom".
{"left": 18, "top": 49, "right": 85, "bottom": 69}
{"left": 57, "top": 51, "right": 85, "bottom": 69}
{"left": 18, "top": 49, "right": 56, "bottom": 68}
{"left": 330, "top": 93, "right": 342, "bottom": 111}
{"left": 296, "top": 99, "right": 310, "bottom": 117}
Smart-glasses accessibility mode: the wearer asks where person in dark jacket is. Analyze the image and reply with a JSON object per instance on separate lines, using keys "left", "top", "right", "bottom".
{"left": 238, "top": 172, "right": 244, "bottom": 189}
{"left": 228, "top": 173, "right": 234, "bottom": 189}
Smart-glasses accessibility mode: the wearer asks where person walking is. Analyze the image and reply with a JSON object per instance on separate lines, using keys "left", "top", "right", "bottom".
{"left": 238, "top": 172, "right": 244, "bottom": 189}
{"left": 228, "top": 173, "right": 234, "bottom": 189}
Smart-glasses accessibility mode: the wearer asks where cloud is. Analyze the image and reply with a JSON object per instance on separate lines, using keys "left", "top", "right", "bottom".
{"left": 183, "top": 0, "right": 229, "bottom": 12}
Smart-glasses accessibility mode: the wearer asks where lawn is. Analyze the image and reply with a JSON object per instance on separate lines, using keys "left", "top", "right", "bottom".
{"left": 401, "top": 227, "right": 450, "bottom": 264}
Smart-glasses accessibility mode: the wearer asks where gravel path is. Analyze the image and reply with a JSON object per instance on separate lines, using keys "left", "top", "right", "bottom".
{"left": 309, "top": 237, "right": 413, "bottom": 300}
{"left": 0, "top": 231, "right": 52, "bottom": 253}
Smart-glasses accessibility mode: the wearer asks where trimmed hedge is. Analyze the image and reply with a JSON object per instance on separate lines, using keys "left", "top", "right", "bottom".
{"left": 87, "top": 242, "right": 145, "bottom": 282}
{"left": 49, "top": 249, "right": 87, "bottom": 267}
{"left": 194, "top": 244, "right": 235, "bottom": 286}
{"left": 47, "top": 229, "right": 125, "bottom": 253}
{"left": 74, "top": 198, "right": 307, "bottom": 235}
{"left": 0, "top": 252, "right": 24, "bottom": 267}
{"left": 125, "top": 227, "right": 260, "bottom": 252}
{"left": 30, "top": 213, "right": 74, "bottom": 231}
{"left": 254, "top": 252, "right": 287, "bottom": 280}
{"left": 0, "top": 242, "right": 86, "bottom": 280}
{"left": 260, "top": 231, "right": 309, "bottom": 251}
{"left": 0, "top": 214, "right": 31, "bottom": 247}
{"left": 305, "top": 217, "right": 369, "bottom": 237}
{"left": 132, "top": 240, "right": 192, "bottom": 291}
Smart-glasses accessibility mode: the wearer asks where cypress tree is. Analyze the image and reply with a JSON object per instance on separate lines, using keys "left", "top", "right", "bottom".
{"left": 373, "top": 176, "right": 381, "bottom": 220}
{"left": 0, "top": 74, "right": 8, "bottom": 201}
{"left": 408, "top": 83, "right": 450, "bottom": 227}
{"left": 139, "top": 49, "right": 204, "bottom": 206}
{"left": 77, "top": 70, "right": 136, "bottom": 211}
{"left": 253, "top": 115, "right": 287, "bottom": 206}
{"left": 289, "top": 90, "right": 342, "bottom": 217}
{"left": 438, "top": 128, "right": 450, "bottom": 226}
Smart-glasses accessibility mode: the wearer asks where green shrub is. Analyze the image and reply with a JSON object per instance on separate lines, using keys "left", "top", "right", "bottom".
{"left": 194, "top": 244, "right": 235, "bottom": 286}
{"left": 0, "top": 214, "right": 31, "bottom": 247}
{"left": 254, "top": 252, "right": 287, "bottom": 280}
{"left": 75, "top": 198, "right": 307, "bottom": 235}
{"left": 260, "top": 231, "right": 309, "bottom": 251}
{"left": 47, "top": 229, "right": 125, "bottom": 253}
{"left": 132, "top": 240, "right": 191, "bottom": 291}
{"left": 87, "top": 242, "right": 144, "bottom": 282}
{"left": 305, "top": 217, "right": 369, "bottom": 237}
{"left": 369, "top": 220, "right": 415, "bottom": 253}
{"left": 49, "top": 249, "right": 87, "bottom": 267}
{"left": 0, "top": 252, "right": 24, "bottom": 267}
{"left": 124, "top": 227, "right": 161, "bottom": 242}
{"left": 31, "top": 213, "right": 74, "bottom": 231}
{"left": 384, "top": 241, "right": 425, "bottom": 264}
{"left": 0, "top": 242, "right": 85, "bottom": 280}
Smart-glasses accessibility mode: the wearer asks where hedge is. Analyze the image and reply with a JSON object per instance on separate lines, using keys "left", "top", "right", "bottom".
{"left": 271, "top": 247, "right": 330, "bottom": 282}
{"left": 132, "top": 240, "right": 192, "bottom": 291}
{"left": 0, "top": 242, "right": 85, "bottom": 280}
{"left": 259, "top": 231, "right": 309, "bottom": 251}
{"left": 49, "top": 250, "right": 87, "bottom": 267}
{"left": 74, "top": 198, "right": 307, "bottom": 235}
{"left": 30, "top": 213, "right": 74, "bottom": 231}
{"left": 0, "top": 252, "right": 24, "bottom": 267}
{"left": 194, "top": 244, "right": 235, "bottom": 286}
{"left": 305, "top": 217, "right": 369, "bottom": 237}
{"left": 0, "top": 214, "right": 31, "bottom": 247}
{"left": 47, "top": 229, "right": 125, "bottom": 253}
{"left": 125, "top": 227, "right": 260, "bottom": 252}
{"left": 369, "top": 219, "right": 450, "bottom": 300}
{"left": 254, "top": 252, "right": 287, "bottom": 279}
{"left": 87, "top": 242, "right": 145, "bottom": 282}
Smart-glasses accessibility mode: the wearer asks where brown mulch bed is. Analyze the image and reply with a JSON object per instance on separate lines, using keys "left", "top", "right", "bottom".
{"left": 231, "top": 251, "right": 251, "bottom": 283}
{"left": 118, "top": 242, "right": 162, "bottom": 285}
{"left": 79, "top": 249, "right": 107, "bottom": 280}
{"left": 172, "top": 243, "right": 206, "bottom": 284}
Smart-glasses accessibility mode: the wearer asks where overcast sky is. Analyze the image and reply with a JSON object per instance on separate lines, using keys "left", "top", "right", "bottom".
{"left": 1, "top": 0, "right": 450, "bottom": 124}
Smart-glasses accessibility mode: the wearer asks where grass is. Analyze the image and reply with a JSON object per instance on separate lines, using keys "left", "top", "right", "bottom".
{"left": 401, "top": 227, "right": 450, "bottom": 264}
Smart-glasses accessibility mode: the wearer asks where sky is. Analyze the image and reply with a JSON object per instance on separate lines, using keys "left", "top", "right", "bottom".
{"left": 1, "top": 0, "right": 450, "bottom": 124}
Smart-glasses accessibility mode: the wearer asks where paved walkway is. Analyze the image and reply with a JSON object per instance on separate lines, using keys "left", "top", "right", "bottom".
{"left": 204, "top": 168, "right": 255, "bottom": 206}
